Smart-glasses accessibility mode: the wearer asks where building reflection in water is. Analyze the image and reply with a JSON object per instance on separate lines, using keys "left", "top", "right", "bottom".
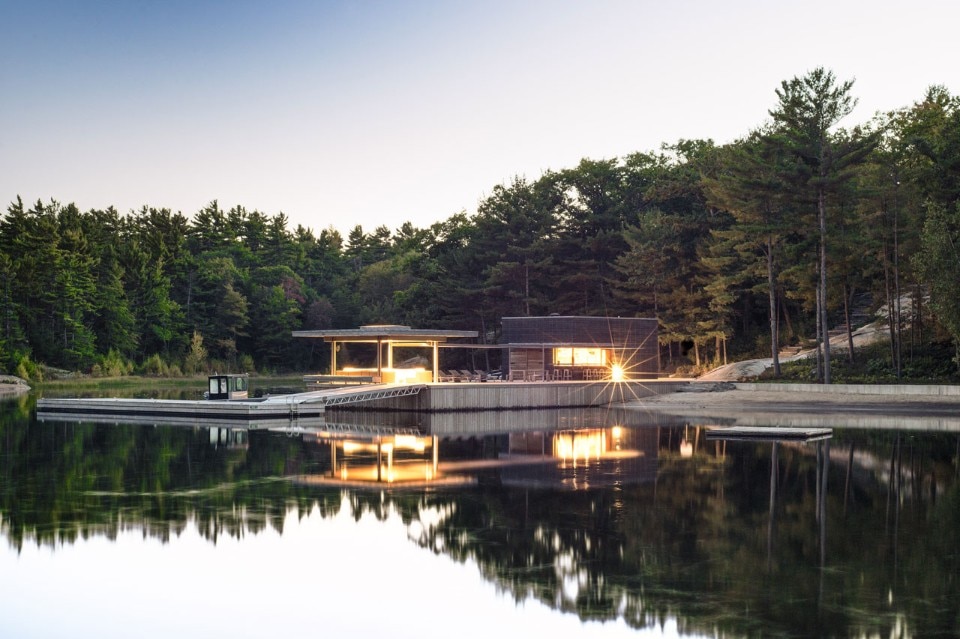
{"left": 10, "top": 401, "right": 958, "bottom": 638}
{"left": 208, "top": 427, "right": 248, "bottom": 449}
{"left": 297, "top": 432, "right": 441, "bottom": 485}
{"left": 500, "top": 427, "right": 658, "bottom": 489}
{"left": 291, "top": 415, "right": 661, "bottom": 489}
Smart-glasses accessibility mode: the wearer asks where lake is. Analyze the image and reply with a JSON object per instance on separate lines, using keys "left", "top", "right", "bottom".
{"left": 2, "top": 386, "right": 958, "bottom": 638}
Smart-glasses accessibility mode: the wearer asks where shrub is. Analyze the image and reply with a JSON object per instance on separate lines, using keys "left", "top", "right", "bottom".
{"left": 12, "top": 353, "right": 42, "bottom": 382}
{"left": 238, "top": 354, "right": 256, "bottom": 374}
{"left": 183, "top": 331, "right": 208, "bottom": 375}
{"left": 93, "top": 349, "right": 134, "bottom": 378}
{"left": 140, "top": 353, "right": 171, "bottom": 377}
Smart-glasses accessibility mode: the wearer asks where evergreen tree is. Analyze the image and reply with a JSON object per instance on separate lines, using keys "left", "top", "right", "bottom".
{"left": 769, "top": 68, "right": 877, "bottom": 383}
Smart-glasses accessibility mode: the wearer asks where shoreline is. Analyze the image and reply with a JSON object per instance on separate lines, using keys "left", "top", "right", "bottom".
{"left": 630, "top": 382, "right": 960, "bottom": 424}
{"left": 642, "top": 382, "right": 960, "bottom": 404}
{"left": 0, "top": 375, "right": 31, "bottom": 397}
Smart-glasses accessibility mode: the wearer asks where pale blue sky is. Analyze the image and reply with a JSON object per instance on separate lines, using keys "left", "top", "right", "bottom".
{"left": 2, "top": 0, "right": 958, "bottom": 234}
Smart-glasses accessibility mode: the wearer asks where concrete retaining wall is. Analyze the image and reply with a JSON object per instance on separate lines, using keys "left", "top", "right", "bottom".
{"left": 734, "top": 382, "right": 960, "bottom": 397}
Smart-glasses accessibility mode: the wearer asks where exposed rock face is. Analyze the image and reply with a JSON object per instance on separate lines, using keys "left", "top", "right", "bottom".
{"left": 0, "top": 375, "right": 31, "bottom": 397}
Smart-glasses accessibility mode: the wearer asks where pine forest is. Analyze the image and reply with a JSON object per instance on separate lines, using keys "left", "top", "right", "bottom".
{"left": 2, "top": 69, "right": 959, "bottom": 382}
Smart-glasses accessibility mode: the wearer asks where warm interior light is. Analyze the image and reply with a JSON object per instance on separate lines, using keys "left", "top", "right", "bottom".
{"left": 323, "top": 435, "right": 436, "bottom": 484}
{"left": 554, "top": 348, "right": 608, "bottom": 366}
{"left": 610, "top": 363, "right": 625, "bottom": 382}
{"left": 555, "top": 430, "right": 606, "bottom": 461}
{"left": 392, "top": 367, "right": 426, "bottom": 384}
{"left": 394, "top": 435, "right": 427, "bottom": 452}
{"left": 341, "top": 440, "right": 392, "bottom": 454}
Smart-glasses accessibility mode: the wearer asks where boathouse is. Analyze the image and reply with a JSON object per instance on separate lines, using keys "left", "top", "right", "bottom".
{"left": 292, "top": 324, "right": 478, "bottom": 384}
{"left": 500, "top": 316, "right": 659, "bottom": 380}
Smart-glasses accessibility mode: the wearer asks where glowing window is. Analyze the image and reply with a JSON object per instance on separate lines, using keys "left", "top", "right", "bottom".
{"left": 553, "top": 348, "right": 607, "bottom": 366}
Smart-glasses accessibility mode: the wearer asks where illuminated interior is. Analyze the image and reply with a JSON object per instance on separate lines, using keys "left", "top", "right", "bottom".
{"left": 552, "top": 427, "right": 632, "bottom": 461}
{"left": 554, "top": 430, "right": 606, "bottom": 461}
{"left": 553, "top": 348, "right": 608, "bottom": 366}
{"left": 341, "top": 366, "right": 431, "bottom": 384}
{"left": 327, "top": 434, "right": 437, "bottom": 483}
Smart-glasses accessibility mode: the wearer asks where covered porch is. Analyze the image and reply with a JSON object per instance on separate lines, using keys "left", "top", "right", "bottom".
{"left": 293, "top": 324, "right": 478, "bottom": 384}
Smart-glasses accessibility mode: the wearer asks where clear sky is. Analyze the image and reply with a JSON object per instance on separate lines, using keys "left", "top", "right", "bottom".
{"left": 2, "top": 0, "right": 958, "bottom": 235}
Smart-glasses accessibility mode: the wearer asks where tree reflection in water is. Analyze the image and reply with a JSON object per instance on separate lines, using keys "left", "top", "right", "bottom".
{"left": 2, "top": 395, "right": 959, "bottom": 636}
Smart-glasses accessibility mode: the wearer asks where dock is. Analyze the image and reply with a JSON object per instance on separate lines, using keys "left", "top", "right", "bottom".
{"left": 36, "top": 379, "right": 687, "bottom": 427}
{"left": 705, "top": 426, "right": 833, "bottom": 442}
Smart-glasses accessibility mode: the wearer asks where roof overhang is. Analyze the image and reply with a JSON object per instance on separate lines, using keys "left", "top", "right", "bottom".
{"left": 293, "top": 324, "right": 477, "bottom": 343}
{"left": 492, "top": 343, "right": 637, "bottom": 349}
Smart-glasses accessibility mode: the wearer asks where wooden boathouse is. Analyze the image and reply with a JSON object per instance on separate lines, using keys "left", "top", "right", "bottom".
{"left": 291, "top": 324, "right": 479, "bottom": 384}
{"left": 500, "top": 316, "right": 659, "bottom": 381}
{"left": 37, "top": 318, "right": 670, "bottom": 427}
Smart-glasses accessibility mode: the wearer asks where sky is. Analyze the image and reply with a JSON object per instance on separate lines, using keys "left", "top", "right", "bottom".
{"left": 2, "top": 0, "right": 958, "bottom": 236}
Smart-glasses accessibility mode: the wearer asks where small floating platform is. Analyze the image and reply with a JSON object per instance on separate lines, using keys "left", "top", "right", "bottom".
{"left": 706, "top": 426, "right": 833, "bottom": 442}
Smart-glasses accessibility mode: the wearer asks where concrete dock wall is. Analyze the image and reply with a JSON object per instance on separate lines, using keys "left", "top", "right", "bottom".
{"left": 382, "top": 380, "right": 684, "bottom": 411}
{"left": 735, "top": 382, "right": 960, "bottom": 397}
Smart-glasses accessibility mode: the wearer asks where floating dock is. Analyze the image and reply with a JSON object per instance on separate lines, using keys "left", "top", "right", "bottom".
{"left": 705, "top": 426, "right": 833, "bottom": 442}
{"left": 36, "top": 380, "right": 687, "bottom": 428}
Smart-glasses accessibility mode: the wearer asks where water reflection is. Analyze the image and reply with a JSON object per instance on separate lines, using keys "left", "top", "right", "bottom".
{"left": 3, "top": 393, "right": 960, "bottom": 637}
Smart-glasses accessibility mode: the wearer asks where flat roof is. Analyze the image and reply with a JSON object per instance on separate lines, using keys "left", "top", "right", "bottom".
{"left": 293, "top": 324, "right": 478, "bottom": 342}
{"left": 485, "top": 342, "right": 648, "bottom": 349}
{"left": 501, "top": 315, "right": 657, "bottom": 321}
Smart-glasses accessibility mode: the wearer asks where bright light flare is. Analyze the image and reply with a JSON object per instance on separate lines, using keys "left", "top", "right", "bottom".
{"left": 610, "top": 363, "right": 626, "bottom": 382}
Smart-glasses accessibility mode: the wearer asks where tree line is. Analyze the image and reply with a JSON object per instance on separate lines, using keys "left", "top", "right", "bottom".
{"left": 2, "top": 68, "right": 959, "bottom": 380}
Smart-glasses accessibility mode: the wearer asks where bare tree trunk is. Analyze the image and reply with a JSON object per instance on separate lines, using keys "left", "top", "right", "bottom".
{"left": 913, "top": 282, "right": 924, "bottom": 359}
{"left": 767, "top": 237, "right": 781, "bottom": 376}
{"left": 883, "top": 248, "right": 898, "bottom": 372}
{"left": 480, "top": 315, "right": 491, "bottom": 371}
{"left": 916, "top": 282, "right": 923, "bottom": 344}
{"left": 843, "top": 283, "right": 854, "bottom": 364}
{"left": 523, "top": 263, "right": 530, "bottom": 316}
{"left": 780, "top": 294, "right": 794, "bottom": 343}
{"left": 893, "top": 209, "right": 902, "bottom": 378}
{"left": 819, "top": 187, "right": 831, "bottom": 384}
{"left": 815, "top": 281, "right": 823, "bottom": 383}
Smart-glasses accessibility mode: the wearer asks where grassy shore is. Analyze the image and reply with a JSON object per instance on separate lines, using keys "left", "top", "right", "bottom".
{"left": 31, "top": 373, "right": 306, "bottom": 392}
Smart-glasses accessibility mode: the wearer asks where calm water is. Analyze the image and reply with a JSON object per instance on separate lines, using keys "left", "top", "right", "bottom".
{"left": 2, "top": 388, "right": 959, "bottom": 638}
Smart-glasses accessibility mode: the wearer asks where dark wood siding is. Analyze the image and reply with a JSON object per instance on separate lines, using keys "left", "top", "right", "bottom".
{"left": 501, "top": 316, "right": 659, "bottom": 377}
